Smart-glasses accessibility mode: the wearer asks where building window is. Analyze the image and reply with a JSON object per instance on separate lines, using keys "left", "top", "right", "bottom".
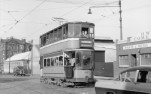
{"left": 140, "top": 53, "right": 151, "bottom": 66}
{"left": 119, "top": 55, "right": 129, "bottom": 67}
{"left": 20, "top": 45, "right": 24, "bottom": 50}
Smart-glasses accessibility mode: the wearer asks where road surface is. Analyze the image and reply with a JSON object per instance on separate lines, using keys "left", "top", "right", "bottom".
{"left": 0, "top": 75, "right": 95, "bottom": 94}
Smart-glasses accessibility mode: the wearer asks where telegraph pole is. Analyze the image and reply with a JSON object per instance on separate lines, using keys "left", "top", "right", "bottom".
{"left": 119, "top": 0, "right": 123, "bottom": 40}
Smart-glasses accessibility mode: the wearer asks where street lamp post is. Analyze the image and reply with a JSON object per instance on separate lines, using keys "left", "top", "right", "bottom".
{"left": 88, "top": 0, "right": 123, "bottom": 40}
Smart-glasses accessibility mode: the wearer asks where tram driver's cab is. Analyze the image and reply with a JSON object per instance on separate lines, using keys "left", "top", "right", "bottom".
{"left": 64, "top": 50, "right": 94, "bottom": 80}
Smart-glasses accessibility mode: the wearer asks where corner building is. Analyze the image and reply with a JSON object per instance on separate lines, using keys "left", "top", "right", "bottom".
{"left": 115, "top": 32, "right": 151, "bottom": 77}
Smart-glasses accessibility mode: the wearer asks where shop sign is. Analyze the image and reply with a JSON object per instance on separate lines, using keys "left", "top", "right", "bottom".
{"left": 130, "top": 31, "right": 151, "bottom": 42}
{"left": 123, "top": 43, "right": 151, "bottom": 50}
{"left": 80, "top": 39, "right": 93, "bottom": 48}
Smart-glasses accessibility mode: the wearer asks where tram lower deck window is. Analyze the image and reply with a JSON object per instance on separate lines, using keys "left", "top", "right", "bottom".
{"left": 44, "top": 59, "right": 47, "bottom": 67}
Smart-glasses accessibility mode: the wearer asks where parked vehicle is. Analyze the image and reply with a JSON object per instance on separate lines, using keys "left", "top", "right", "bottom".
{"left": 95, "top": 66, "right": 151, "bottom": 94}
{"left": 13, "top": 66, "right": 27, "bottom": 76}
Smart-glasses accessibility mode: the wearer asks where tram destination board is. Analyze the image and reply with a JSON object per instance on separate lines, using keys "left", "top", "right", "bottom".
{"left": 79, "top": 39, "right": 94, "bottom": 48}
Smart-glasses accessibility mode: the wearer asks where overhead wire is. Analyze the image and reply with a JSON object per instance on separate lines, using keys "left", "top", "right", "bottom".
{"left": 3, "top": 0, "right": 47, "bottom": 36}
{"left": 1, "top": 6, "right": 82, "bottom": 12}
{"left": 60, "top": 0, "right": 94, "bottom": 17}
{"left": 25, "top": 0, "right": 94, "bottom": 39}
{"left": 25, "top": 0, "right": 121, "bottom": 39}
{"left": 2, "top": 0, "right": 147, "bottom": 40}
{"left": 90, "top": 1, "right": 150, "bottom": 24}
{"left": 0, "top": 0, "right": 120, "bottom": 39}
{"left": 68, "top": 0, "right": 119, "bottom": 24}
{"left": 25, "top": 22, "right": 53, "bottom": 39}
{"left": 7, "top": 11, "right": 18, "bottom": 22}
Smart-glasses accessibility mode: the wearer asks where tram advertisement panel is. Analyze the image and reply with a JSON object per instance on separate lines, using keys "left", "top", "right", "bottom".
{"left": 79, "top": 39, "right": 94, "bottom": 49}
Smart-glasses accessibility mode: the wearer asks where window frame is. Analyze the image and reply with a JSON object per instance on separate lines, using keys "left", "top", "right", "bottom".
{"left": 140, "top": 53, "right": 151, "bottom": 66}
{"left": 43, "top": 58, "right": 47, "bottom": 67}
{"left": 119, "top": 70, "right": 138, "bottom": 82}
{"left": 119, "top": 55, "right": 129, "bottom": 67}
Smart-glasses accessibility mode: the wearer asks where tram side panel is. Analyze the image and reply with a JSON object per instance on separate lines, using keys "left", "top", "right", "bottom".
{"left": 42, "top": 66, "right": 65, "bottom": 78}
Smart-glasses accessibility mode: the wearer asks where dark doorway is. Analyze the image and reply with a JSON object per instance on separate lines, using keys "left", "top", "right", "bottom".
{"left": 94, "top": 51, "right": 113, "bottom": 77}
{"left": 131, "top": 54, "right": 137, "bottom": 67}
{"left": 94, "top": 51, "right": 105, "bottom": 76}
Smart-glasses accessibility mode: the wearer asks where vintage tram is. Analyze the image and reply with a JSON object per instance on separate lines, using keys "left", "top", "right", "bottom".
{"left": 39, "top": 22, "right": 95, "bottom": 86}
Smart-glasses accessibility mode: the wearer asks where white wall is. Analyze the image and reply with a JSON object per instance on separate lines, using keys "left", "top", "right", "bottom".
{"left": 4, "top": 61, "right": 25, "bottom": 73}
{"left": 104, "top": 48, "right": 116, "bottom": 62}
{"left": 94, "top": 42, "right": 116, "bottom": 63}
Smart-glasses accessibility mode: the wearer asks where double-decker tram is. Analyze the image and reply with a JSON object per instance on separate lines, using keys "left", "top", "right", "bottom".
{"left": 39, "top": 22, "right": 95, "bottom": 86}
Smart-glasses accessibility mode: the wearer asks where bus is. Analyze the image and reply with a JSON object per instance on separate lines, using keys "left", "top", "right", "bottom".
{"left": 39, "top": 22, "right": 95, "bottom": 86}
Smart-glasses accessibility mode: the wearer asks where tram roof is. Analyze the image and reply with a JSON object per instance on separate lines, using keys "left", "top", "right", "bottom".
{"left": 40, "top": 21, "right": 95, "bottom": 38}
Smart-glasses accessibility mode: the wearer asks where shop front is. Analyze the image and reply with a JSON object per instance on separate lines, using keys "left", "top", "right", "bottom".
{"left": 115, "top": 32, "right": 151, "bottom": 77}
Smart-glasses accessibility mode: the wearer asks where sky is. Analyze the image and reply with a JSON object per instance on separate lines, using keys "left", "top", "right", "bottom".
{"left": 0, "top": 0, "right": 151, "bottom": 44}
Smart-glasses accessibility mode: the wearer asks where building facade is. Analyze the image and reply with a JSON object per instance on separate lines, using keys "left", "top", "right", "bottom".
{"left": 0, "top": 37, "right": 32, "bottom": 72}
{"left": 94, "top": 36, "right": 116, "bottom": 77}
{"left": 115, "top": 32, "right": 151, "bottom": 77}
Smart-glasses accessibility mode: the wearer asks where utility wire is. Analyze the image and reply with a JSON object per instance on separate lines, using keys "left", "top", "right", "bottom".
{"left": 3, "top": 0, "right": 47, "bottom": 35}
{"left": 26, "top": 0, "right": 94, "bottom": 39}
{"left": 90, "top": 2, "right": 150, "bottom": 23}
{"left": 25, "top": 0, "right": 119, "bottom": 39}
{"left": 60, "top": 0, "right": 93, "bottom": 17}
{"left": 19, "top": 0, "right": 47, "bottom": 22}
{"left": 25, "top": 22, "right": 52, "bottom": 39}
{"left": 7, "top": 11, "right": 18, "bottom": 21}
{"left": 1, "top": 6, "right": 81, "bottom": 12}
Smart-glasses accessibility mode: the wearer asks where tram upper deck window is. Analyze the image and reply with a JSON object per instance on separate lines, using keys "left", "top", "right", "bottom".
{"left": 63, "top": 25, "right": 68, "bottom": 39}
{"left": 81, "top": 28, "right": 89, "bottom": 38}
{"left": 41, "top": 35, "right": 46, "bottom": 47}
{"left": 81, "top": 27, "right": 94, "bottom": 38}
{"left": 54, "top": 30, "right": 58, "bottom": 42}
{"left": 46, "top": 34, "right": 49, "bottom": 45}
{"left": 58, "top": 28, "right": 62, "bottom": 41}
{"left": 49, "top": 32, "right": 53, "bottom": 43}
{"left": 89, "top": 27, "right": 94, "bottom": 38}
